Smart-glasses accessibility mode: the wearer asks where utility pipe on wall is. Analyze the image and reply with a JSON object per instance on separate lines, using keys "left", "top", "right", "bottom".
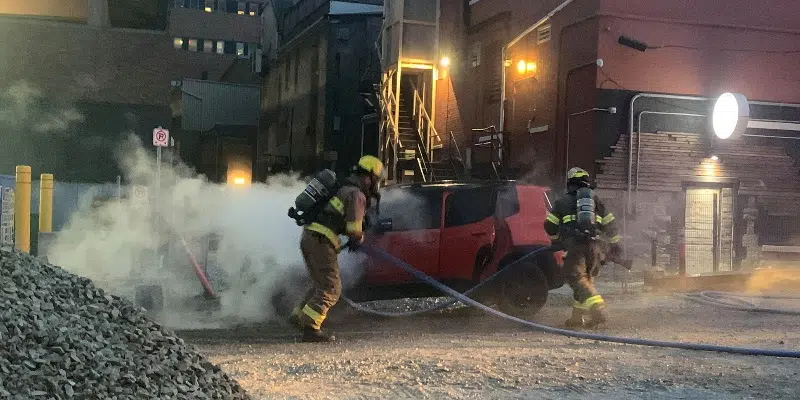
{"left": 14, "top": 166, "right": 31, "bottom": 253}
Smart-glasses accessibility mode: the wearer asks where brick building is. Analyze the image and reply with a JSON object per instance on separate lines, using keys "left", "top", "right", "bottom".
{"left": 258, "top": 0, "right": 383, "bottom": 178}
{"left": 376, "top": 0, "right": 800, "bottom": 274}
{"left": 0, "top": 0, "right": 265, "bottom": 182}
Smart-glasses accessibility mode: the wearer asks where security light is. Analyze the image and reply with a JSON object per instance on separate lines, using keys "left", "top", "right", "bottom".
{"left": 712, "top": 93, "right": 750, "bottom": 140}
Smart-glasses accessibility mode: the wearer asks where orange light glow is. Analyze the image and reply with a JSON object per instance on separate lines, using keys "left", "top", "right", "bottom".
{"left": 233, "top": 177, "right": 246, "bottom": 185}
{"left": 517, "top": 60, "right": 526, "bottom": 74}
{"left": 526, "top": 62, "right": 537, "bottom": 73}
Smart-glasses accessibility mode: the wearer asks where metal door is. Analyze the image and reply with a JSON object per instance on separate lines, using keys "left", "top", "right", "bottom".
{"left": 684, "top": 187, "right": 734, "bottom": 275}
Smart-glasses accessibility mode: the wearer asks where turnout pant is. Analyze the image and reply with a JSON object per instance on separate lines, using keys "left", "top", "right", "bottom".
{"left": 295, "top": 230, "right": 342, "bottom": 330}
{"left": 563, "top": 238, "right": 604, "bottom": 308}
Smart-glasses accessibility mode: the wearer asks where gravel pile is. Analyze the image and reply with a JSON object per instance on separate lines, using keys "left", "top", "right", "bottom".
{"left": 0, "top": 250, "right": 250, "bottom": 399}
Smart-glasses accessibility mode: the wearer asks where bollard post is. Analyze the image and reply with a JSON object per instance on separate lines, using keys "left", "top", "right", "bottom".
{"left": 14, "top": 166, "right": 32, "bottom": 253}
{"left": 39, "top": 174, "right": 54, "bottom": 233}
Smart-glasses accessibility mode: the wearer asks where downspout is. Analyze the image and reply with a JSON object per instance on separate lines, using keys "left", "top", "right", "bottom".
{"left": 499, "top": 0, "right": 575, "bottom": 133}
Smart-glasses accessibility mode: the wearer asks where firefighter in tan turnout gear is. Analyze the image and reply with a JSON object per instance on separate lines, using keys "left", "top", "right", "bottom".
{"left": 545, "top": 167, "right": 623, "bottom": 328}
{"left": 288, "top": 155, "right": 385, "bottom": 342}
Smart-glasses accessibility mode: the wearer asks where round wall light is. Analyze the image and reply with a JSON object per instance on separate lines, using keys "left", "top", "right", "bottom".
{"left": 712, "top": 92, "right": 750, "bottom": 140}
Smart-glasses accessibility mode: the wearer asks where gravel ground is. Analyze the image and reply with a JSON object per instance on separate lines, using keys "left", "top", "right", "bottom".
{"left": 0, "top": 250, "right": 249, "bottom": 399}
{"left": 179, "top": 282, "right": 800, "bottom": 400}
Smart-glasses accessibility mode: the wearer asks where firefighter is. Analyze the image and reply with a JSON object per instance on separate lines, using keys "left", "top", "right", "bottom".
{"left": 544, "top": 167, "right": 622, "bottom": 328}
{"left": 289, "top": 155, "right": 385, "bottom": 342}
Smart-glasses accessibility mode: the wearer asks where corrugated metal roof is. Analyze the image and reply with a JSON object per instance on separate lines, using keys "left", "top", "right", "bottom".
{"left": 178, "top": 79, "right": 261, "bottom": 132}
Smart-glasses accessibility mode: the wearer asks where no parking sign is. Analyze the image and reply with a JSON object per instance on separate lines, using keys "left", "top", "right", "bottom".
{"left": 152, "top": 127, "right": 169, "bottom": 147}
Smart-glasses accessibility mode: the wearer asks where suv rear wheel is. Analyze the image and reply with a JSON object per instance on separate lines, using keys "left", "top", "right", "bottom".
{"left": 494, "top": 260, "right": 549, "bottom": 319}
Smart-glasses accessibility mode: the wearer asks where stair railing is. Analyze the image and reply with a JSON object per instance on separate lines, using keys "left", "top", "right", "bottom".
{"left": 471, "top": 126, "right": 502, "bottom": 180}
{"left": 378, "top": 70, "right": 402, "bottom": 179}
{"left": 447, "top": 131, "right": 465, "bottom": 179}
{"left": 405, "top": 80, "right": 433, "bottom": 181}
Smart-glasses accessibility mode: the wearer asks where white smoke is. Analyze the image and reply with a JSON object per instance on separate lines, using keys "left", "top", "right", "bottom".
{"left": 46, "top": 134, "right": 365, "bottom": 329}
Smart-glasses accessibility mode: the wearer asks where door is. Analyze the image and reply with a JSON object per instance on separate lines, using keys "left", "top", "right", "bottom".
{"left": 684, "top": 187, "right": 734, "bottom": 275}
{"left": 438, "top": 186, "right": 496, "bottom": 280}
{"left": 364, "top": 187, "right": 443, "bottom": 284}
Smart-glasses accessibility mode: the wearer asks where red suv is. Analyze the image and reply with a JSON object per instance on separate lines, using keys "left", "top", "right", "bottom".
{"left": 345, "top": 180, "right": 565, "bottom": 318}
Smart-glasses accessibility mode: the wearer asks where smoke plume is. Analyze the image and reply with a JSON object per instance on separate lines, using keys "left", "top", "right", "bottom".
{"left": 0, "top": 81, "right": 84, "bottom": 175}
{"left": 45, "top": 134, "right": 364, "bottom": 329}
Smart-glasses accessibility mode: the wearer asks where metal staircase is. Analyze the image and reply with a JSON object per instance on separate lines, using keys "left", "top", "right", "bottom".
{"left": 374, "top": 0, "right": 457, "bottom": 183}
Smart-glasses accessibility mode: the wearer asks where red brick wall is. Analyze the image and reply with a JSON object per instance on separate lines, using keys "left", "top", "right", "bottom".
{"left": 595, "top": 13, "right": 800, "bottom": 103}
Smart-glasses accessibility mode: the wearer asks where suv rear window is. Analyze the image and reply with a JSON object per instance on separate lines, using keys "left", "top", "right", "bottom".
{"left": 378, "top": 188, "right": 442, "bottom": 231}
{"left": 445, "top": 187, "right": 494, "bottom": 227}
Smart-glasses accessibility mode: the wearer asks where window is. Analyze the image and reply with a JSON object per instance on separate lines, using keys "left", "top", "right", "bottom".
{"left": 203, "top": 39, "right": 213, "bottom": 53}
{"left": 189, "top": 0, "right": 199, "bottom": 9}
{"left": 172, "top": 0, "right": 185, "bottom": 8}
{"left": 378, "top": 189, "right": 442, "bottom": 231}
{"left": 237, "top": 1, "right": 246, "bottom": 14}
{"left": 236, "top": 42, "right": 245, "bottom": 57}
{"left": 173, "top": 38, "right": 184, "bottom": 49}
{"left": 216, "top": 40, "right": 224, "bottom": 54}
{"left": 188, "top": 39, "right": 198, "bottom": 52}
{"left": 224, "top": 41, "right": 236, "bottom": 54}
{"left": 444, "top": 187, "right": 495, "bottom": 227}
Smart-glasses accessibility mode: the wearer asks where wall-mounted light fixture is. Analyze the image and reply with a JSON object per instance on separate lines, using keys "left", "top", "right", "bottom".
{"left": 439, "top": 56, "right": 451, "bottom": 68}
{"left": 712, "top": 92, "right": 750, "bottom": 140}
{"left": 513, "top": 59, "right": 537, "bottom": 76}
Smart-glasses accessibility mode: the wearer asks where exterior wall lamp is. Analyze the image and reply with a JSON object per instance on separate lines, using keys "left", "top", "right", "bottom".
{"left": 712, "top": 92, "right": 750, "bottom": 140}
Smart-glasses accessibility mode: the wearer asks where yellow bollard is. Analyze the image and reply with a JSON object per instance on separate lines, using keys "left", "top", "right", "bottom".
{"left": 39, "top": 174, "right": 54, "bottom": 233}
{"left": 14, "top": 165, "right": 31, "bottom": 253}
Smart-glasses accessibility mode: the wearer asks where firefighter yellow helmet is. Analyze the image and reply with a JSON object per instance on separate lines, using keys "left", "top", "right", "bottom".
{"left": 357, "top": 155, "right": 385, "bottom": 179}
{"left": 567, "top": 167, "right": 589, "bottom": 180}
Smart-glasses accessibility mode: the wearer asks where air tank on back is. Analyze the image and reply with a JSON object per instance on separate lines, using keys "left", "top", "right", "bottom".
{"left": 288, "top": 169, "right": 338, "bottom": 225}
{"left": 575, "top": 187, "right": 596, "bottom": 234}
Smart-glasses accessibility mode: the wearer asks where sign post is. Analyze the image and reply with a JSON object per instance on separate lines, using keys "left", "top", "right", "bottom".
{"left": 152, "top": 127, "right": 170, "bottom": 270}
{"left": 153, "top": 127, "right": 170, "bottom": 205}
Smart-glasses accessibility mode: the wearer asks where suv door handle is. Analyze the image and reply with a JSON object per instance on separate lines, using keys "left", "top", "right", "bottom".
{"left": 471, "top": 232, "right": 488, "bottom": 236}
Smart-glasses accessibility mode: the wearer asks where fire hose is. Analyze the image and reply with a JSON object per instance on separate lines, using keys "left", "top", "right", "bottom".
{"left": 684, "top": 291, "right": 800, "bottom": 316}
{"left": 177, "top": 234, "right": 217, "bottom": 298}
{"left": 347, "top": 244, "right": 800, "bottom": 359}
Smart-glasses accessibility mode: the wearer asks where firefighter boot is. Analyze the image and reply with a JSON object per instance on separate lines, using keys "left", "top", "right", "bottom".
{"left": 565, "top": 303, "right": 585, "bottom": 328}
{"left": 585, "top": 302, "right": 608, "bottom": 328}
{"left": 302, "top": 327, "right": 336, "bottom": 343}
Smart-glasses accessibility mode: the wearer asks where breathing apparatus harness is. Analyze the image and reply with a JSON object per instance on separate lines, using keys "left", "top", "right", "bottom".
{"left": 287, "top": 166, "right": 381, "bottom": 230}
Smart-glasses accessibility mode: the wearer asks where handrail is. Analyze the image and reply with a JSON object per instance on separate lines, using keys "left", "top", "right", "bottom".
{"left": 448, "top": 131, "right": 463, "bottom": 161}
{"left": 415, "top": 157, "right": 427, "bottom": 182}
{"left": 471, "top": 126, "right": 502, "bottom": 180}
{"left": 404, "top": 80, "right": 433, "bottom": 181}
{"left": 378, "top": 69, "right": 403, "bottom": 180}
{"left": 408, "top": 80, "right": 443, "bottom": 158}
